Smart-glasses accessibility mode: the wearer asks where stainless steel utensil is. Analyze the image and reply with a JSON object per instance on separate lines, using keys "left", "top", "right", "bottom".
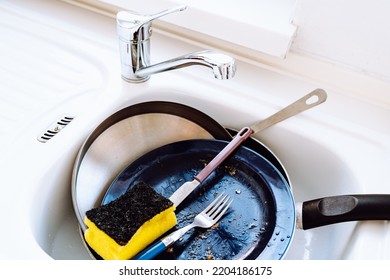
{"left": 169, "top": 88, "right": 327, "bottom": 206}
{"left": 134, "top": 192, "right": 233, "bottom": 260}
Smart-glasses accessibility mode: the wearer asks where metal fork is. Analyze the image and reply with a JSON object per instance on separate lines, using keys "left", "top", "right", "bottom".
{"left": 133, "top": 192, "right": 233, "bottom": 260}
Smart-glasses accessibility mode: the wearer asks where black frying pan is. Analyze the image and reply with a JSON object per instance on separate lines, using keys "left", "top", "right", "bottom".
{"left": 102, "top": 139, "right": 390, "bottom": 260}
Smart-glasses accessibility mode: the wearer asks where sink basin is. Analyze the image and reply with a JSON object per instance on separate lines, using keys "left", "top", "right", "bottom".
{"left": 25, "top": 85, "right": 384, "bottom": 260}
{"left": 1, "top": 0, "right": 390, "bottom": 260}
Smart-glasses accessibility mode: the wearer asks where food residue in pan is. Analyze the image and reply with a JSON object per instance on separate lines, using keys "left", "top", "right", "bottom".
{"left": 224, "top": 165, "right": 237, "bottom": 176}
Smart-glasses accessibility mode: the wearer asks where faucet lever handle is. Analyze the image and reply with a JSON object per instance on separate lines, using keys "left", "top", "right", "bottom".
{"left": 117, "top": 5, "right": 187, "bottom": 41}
{"left": 146, "top": 5, "right": 187, "bottom": 24}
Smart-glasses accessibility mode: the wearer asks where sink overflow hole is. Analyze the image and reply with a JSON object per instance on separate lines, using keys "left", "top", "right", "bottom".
{"left": 37, "top": 116, "right": 74, "bottom": 143}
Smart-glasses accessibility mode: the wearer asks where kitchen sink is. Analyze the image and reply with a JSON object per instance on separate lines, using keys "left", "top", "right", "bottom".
{"left": 30, "top": 105, "right": 363, "bottom": 260}
{"left": 1, "top": 0, "right": 390, "bottom": 260}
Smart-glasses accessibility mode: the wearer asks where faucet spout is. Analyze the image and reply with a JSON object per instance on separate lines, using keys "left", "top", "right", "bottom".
{"left": 135, "top": 51, "right": 236, "bottom": 81}
{"left": 116, "top": 7, "right": 236, "bottom": 83}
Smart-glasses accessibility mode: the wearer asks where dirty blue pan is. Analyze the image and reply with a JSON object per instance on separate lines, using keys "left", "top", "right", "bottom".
{"left": 102, "top": 139, "right": 296, "bottom": 260}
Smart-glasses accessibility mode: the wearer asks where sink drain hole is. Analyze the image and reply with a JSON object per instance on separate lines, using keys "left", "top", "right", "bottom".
{"left": 37, "top": 116, "right": 74, "bottom": 143}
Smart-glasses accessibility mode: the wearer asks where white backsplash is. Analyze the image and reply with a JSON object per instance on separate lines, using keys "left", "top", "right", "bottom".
{"left": 292, "top": 0, "right": 390, "bottom": 83}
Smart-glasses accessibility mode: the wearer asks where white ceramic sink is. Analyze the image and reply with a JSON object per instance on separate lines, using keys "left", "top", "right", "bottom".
{"left": 1, "top": 0, "right": 390, "bottom": 260}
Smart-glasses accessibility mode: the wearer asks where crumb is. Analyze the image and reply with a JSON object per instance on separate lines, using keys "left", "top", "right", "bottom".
{"left": 224, "top": 165, "right": 237, "bottom": 176}
{"left": 205, "top": 246, "right": 214, "bottom": 260}
{"left": 167, "top": 247, "right": 174, "bottom": 254}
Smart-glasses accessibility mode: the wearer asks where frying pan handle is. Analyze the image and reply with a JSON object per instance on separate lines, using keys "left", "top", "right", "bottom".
{"left": 194, "top": 127, "right": 253, "bottom": 183}
{"left": 298, "top": 194, "right": 390, "bottom": 230}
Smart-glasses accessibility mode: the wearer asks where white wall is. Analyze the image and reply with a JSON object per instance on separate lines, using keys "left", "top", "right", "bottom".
{"left": 291, "top": 0, "right": 390, "bottom": 82}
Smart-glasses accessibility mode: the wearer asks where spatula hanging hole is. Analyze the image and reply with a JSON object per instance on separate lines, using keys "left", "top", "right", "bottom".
{"left": 37, "top": 116, "right": 74, "bottom": 143}
{"left": 305, "top": 88, "right": 327, "bottom": 106}
{"left": 305, "top": 94, "right": 320, "bottom": 105}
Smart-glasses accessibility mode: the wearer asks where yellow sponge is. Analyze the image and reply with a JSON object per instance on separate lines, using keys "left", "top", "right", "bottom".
{"left": 84, "top": 182, "right": 177, "bottom": 260}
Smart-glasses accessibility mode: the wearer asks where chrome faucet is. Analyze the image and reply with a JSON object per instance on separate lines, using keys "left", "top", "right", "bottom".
{"left": 116, "top": 5, "right": 236, "bottom": 83}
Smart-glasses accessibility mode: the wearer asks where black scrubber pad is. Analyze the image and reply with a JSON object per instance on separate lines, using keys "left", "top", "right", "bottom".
{"left": 86, "top": 181, "right": 173, "bottom": 245}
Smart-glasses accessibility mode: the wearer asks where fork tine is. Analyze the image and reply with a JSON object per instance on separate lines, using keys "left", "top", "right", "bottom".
{"left": 208, "top": 194, "right": 229, "bottom": 217}
{"left": 213, "top": 198, "right": 233, "bottom": 222}
{"left": 210, "top": 195, "right": 232, "bottom": 221}
{"left": 202, "top": 192, "right": 225, "bottom": 214}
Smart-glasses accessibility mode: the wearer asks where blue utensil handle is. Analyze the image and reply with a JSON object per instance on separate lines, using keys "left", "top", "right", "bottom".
{"left": 133, "top": 240, "right": 167, "bottom": 260}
